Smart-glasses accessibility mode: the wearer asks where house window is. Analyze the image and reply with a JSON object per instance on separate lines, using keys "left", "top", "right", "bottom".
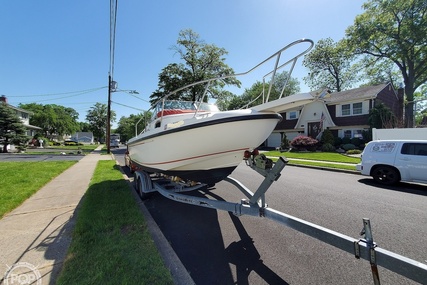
{"left": 353, "top": 130, "right": 363, "bottom": 138}
{"left": 342, "top": 104, "right": 350, "bottom": 116}
{"left": 344, "top": 130, "right": 352, "bottom": 138}
{"left": 21, "top": 112, "right": 28, "bottom": 119}
{"left": 340, "top": 102, "right": 364, "bottom": 116}
{"left": 353, "top": 103, "right": 362, "bottom": 114}
{"left": 287, "top": 111, "right": 299, "bottom": 120}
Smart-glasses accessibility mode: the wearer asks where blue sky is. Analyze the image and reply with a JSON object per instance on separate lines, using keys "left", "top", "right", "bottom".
{"left": 1, "top": 0, "right": 364, "bottom": 128}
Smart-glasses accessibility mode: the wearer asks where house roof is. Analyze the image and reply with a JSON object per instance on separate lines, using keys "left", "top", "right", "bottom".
{"left": 324, "top": 83, "right": 392, "bottom": 104}
{"left": 4, "top": 103, "right": 34, "bottom": 115}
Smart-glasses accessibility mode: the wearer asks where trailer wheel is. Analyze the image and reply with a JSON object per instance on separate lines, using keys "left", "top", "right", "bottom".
{"left": 135, "top": 173, "right": 152, "bottom": 200}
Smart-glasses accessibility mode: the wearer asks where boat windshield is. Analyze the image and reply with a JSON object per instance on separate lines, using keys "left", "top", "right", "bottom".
{"left": 154, "top": 100, "right": 219, "bottom": 117}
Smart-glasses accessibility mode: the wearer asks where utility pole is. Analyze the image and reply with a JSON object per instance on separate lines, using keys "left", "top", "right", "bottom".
{"left": 107, "top": 74, "right": 112, "bottom": 154}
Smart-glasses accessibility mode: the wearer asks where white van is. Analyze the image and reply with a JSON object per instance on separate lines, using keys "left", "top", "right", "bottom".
{"left": 356, "top": 140, "right": 427, "bottom": 185}
{"left": 110, "top": 139, "right": 120, "bottom": 148}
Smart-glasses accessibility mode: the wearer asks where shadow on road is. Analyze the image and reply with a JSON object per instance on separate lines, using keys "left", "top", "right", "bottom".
{"left": 358, "top": 178, "right": 427, "bottom": 196}
{"left": 143, "top": 187, "right": 289, "bottom": 285}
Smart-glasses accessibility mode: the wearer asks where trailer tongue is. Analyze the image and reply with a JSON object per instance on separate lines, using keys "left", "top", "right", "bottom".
{"left": 132, "top": 152, "right": 427, "bottom": 284}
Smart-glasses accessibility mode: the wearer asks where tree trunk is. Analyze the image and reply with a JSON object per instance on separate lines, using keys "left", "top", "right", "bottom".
{"left": 404, "top": 85, "right": 415, "bottom": 128}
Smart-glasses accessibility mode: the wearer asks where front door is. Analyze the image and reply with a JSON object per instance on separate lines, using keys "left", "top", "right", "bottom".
{"left": 308, "top": 122, "right": 321, "bottom": 139}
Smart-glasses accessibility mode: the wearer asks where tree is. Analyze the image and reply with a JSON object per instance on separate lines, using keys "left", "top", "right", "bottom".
{"left": 86, "top": 103, "right": 116, "bottom": 142}
{"left": 346, "top": 0, "right": 427, "bottom": 127}
{"left": 19, "top": 103, "right": 79, "bottom": 137}
{"left": 149, "top": 29, "right": 241, "bottom": 104}
{"left": 220, "top": 71, "right": 300, "bottom": 110}
{"left": 303, "top": 38, "right": 359, "bottom": 92}
{"left": 414, "top": 84, "right": 427, "bottom": 125}
{"left": 115, "top": 111, "right": 152, "bottom": 143}
{"left": 0, "top": 103, "right": 28, "bottom": 153}
{"left": 368, "top": 103, "right": 397, "bottom": 129}
{"left": 78, "top": 121, "right": 92, "bottom": 132}
{"left": 360, "top": 57, "right": 402, "bottom": 88}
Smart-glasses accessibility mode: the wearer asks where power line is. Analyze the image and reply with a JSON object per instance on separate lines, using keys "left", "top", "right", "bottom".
{"left": 110, "top": 0, "right": 118, "bottom": 78}
{"left": 111, "top": 100, "right": 146, "bottom": 112}
{"left": 10, "top": 89, "right": 107, "bottom": 103}
{"left": 5, "top": 86, "right": 107, "bottom": 98}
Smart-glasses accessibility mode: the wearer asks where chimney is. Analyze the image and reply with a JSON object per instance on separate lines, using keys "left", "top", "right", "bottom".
{"left": 0, "top": 95, "right": 7, "bottom": 104}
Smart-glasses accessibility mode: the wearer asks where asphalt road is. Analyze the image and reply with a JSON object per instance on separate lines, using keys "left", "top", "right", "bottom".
{"left": 0, "top": 153, "right": 85, "bottom": 162}
{"left": 114, "top": 147, "right": 427, "bottom": 284}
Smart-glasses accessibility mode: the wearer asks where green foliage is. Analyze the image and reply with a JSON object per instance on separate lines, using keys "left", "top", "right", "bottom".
{"left": 345, "top": 0, "right": 427, "bottom": 127}
{"left": 346, "top": 149, "right": 362, "bottom": 155}
{"left": 303, "top": 38, "right": 359, "bottom": 92}
{"left": 86, "top": 103, "right": 116, "bottom": 142}
{"left": 321, "top": 143, "right": 336, "bottom": 152}
{"left": 19, "top": 103, "right": 79, "bottom": 137}
{"left": 368, "top": 103, "right": 396, "bottom": 129}
{"left": 341, "top": 137, "right": 351, "bottom": 144}
{"left": 33, "top": 136, "right": 49, "bottom": 147}
{"left": 0, "top": 103, "right": 28, "bottom": 153}
{"left": 281, "top": 133, "right": 290, "bottom": 149}
{"left": 228, "top": 72, "right": 300, "bottom": 110}
{"left": 350, "top": 137, "right": 363, "bottom": 147}
{"left": 362, "top": 129, "right": 372, "bottom": 142}
{"left": 115, "top": 112, "right": 152, "bottom": 142}
{"left": 64, "top": 141, "right": 82, "bottom": 146}
{"left": 149, "top": 29, "right": 241, "bottom": 104}
{"left": 334, "top": 137, "right": 343, "bottom": 147}
{"left": 342, "top": 143, "right": 356, "bottom": 151}
{"left": 321, "top": 129, "right": 335, "bottom": 145}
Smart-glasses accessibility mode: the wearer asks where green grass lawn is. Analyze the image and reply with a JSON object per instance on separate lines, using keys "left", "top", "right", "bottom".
{"left": 56, "top": 160, "right": 174, "bottom": 285}
{"left": 264, "top": 150, "right": 361, "bottom": 163}
{"left": 0, "top": 161, "right": 77, "bottom": 218}
{"left": 264, "top": 150, "right": 360, "bottom": 171}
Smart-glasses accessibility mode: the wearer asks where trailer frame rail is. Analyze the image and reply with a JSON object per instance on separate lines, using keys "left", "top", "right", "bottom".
{"left": 133, "top": 154, "right": 427, "bottom": 284}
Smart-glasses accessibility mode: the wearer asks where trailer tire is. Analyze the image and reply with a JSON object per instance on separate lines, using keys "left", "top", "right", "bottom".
{"left": 135, "top": 173, "right": 151, "bottom": 200}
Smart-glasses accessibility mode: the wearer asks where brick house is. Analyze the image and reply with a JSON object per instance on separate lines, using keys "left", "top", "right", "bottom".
{"left": 258, "top": 83, "right": 404, "bottom": 147}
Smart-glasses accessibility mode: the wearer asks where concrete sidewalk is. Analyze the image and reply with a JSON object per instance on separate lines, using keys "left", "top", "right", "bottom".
{"left": 0, "top": 146, "right": 111, "bottom": 285}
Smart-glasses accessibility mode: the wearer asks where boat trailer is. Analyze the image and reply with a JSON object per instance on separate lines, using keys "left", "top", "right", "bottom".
{"left": 133, "top": 153, "right": 427, "bottom": 284}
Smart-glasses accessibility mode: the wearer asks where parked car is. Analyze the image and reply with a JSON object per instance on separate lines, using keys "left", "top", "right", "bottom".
{"left": 356, "top": 140, "right": 427, "bottom": 185}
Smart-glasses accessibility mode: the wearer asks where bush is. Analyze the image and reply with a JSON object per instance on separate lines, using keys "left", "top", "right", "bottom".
{"left": 290, "top": 135, "right": 318, "bottom": 151}
{"left": 346, "top": 149, "right": 362, "bottom": 155}
{"left": 334, "top": 137, "right": 342, "bottom": 147}
{"left": 350, "top": 137, "right": 363, "bottom": 147}
{"left": 342, "top": 137, "right": 351, "bottom": 144}
{"left": 321, "top": 129, "right": 335, "bottom": 145}
{"left": 342, "top": 143, "right": 356, "bottom": 151}
{"left": 281, "top": 133, "right": 290, "bottom": 149}
{"left": 321, "top": 143, "right": 336, "bottom": 152}
{"left": 33, "top": 136, "right": 49, "bottom": 147}
{"left": 64, "top": 141, "right": 78, "bottom": 146}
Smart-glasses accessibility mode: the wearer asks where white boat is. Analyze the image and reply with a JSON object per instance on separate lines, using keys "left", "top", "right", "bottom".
{"left": 127, "top": 39, "right": 314, "bottom": 185}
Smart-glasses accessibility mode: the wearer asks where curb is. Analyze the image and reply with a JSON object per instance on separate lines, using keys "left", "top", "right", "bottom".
{"left": 286, "top": 162, "right": 361, "bottom": 175}
{"left": 112, "top": 155, "right": 195, "bottom": 285}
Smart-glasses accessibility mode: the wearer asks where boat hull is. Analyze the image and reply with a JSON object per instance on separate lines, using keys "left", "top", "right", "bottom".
{"left": 127, "top": 110, "right": 281, "bottom": 184}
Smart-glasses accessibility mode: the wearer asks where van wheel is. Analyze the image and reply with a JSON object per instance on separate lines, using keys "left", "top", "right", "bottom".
{"left": 372, "top": 166, "right": 400, "bottom": 185}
